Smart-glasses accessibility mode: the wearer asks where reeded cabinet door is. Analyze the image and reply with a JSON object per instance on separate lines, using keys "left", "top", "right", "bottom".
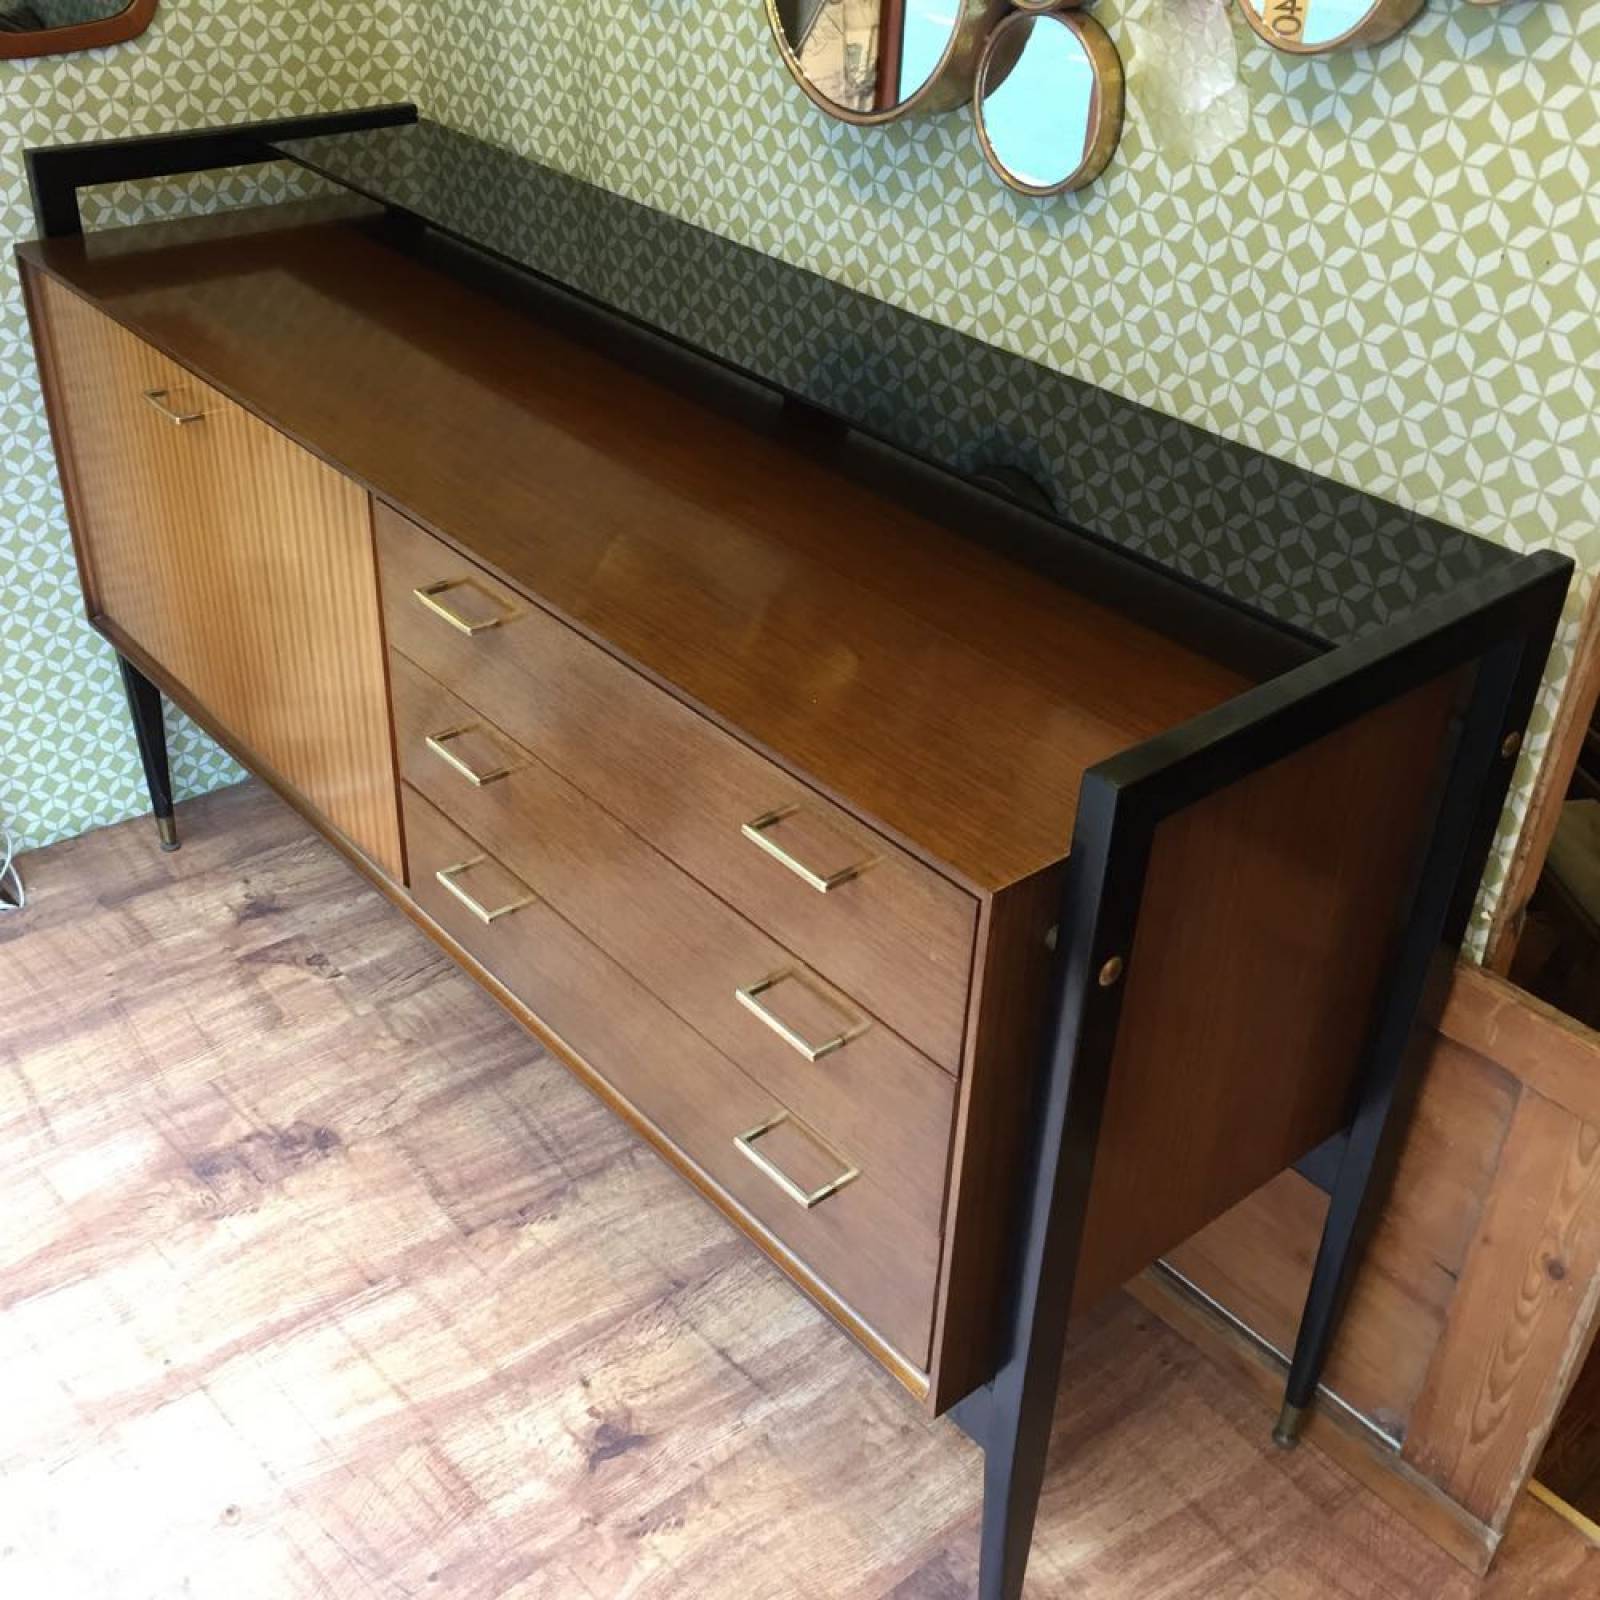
{"left": 29, "top": 271, "right": 403, "bottom": 880}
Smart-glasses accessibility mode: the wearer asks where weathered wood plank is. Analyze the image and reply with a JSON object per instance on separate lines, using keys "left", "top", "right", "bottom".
{"left": 1404, "top": 1091, "right": 1600, "bottom": 1530}
{"left": 1487, "top": 576, "right": 1600, "bottom": 972}
{"left": 1440, "top": 965, "right": 1600, "bottom": 1129}
{"left": 1167, "top": 1038, "right": 1517, "bottom": 1440}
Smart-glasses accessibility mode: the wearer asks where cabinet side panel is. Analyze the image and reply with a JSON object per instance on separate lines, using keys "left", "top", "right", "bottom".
{"left": 31, "top": 274, "right": 402, "bottom": 879}
{"left": 928, "top": 865, "right": 1063, "bottom": 1412}
{"left": 1071, "top": 668, "right": 1467, "bottom": 1312}
{"left": 21, "top": 263, "right": 101, "bottom": 619}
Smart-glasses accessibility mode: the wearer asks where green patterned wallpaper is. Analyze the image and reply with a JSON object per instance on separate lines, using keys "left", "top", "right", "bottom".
{"left": 4, "top": 0, "right": 1595, "bottom": 947}
{"left": 401, "top": 0, "right": 1598, "bottom": 942}
{"left": 0, "top": 1, "right": 411, "bottom": 852}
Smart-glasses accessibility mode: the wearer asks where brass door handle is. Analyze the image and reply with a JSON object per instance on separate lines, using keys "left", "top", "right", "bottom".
{"left": 425, "top": 724, "right": 517, "bottom": 787}
{"left": 734, "top": 1113, "right": 859, "bottom": 1210}
{"left": 735, "top": 972, "right": 864, "bottom": 1063}
{"left": 435, "top": 856, "right": 535, "bottom": 924}
{"left": 413, "top": 578, "right": 518, "bottom": 636}
{"left": 741, "top": 808, "right": 870, "bottom": 893}
{"left": 142, "top": 387, "right": 206, "bottom": 426}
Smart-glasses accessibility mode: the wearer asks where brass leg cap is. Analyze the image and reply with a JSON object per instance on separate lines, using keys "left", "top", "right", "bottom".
{"left": 156, "top": 814, "right": 180, "bottom": 852}
{"left": 1273, "top": 1401, "right": 1307, "bottom": 1450}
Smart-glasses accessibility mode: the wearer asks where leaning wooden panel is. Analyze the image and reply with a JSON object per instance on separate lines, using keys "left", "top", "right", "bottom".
{"left": 1069, "top": 670, "right": 1465, "bottom": 1312}
{"left": 1487, "top": 577, "right": 1600, "bottom": 973}
{"left": 1166, "top": 1037, "right": 1517, "bottom": 1436}
{"left": 1151, "top": 961, "right": 1600, "bottom": 1570}
{"left": 1404, "top": 1090, "right": 1600, "bottom": 1532}
{"left": 28, "top": 270, "right": 402, "bottom": 880}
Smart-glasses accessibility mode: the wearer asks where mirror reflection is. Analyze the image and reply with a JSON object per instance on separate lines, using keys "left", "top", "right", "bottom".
{"left": 1236, "top": 0, "right": 1423, "bottom": 52}
{"left": 769, "top": 0, "right": 983, "bottom": 121}
{"left": 976, "top": 12, "right": 1122, "bottom": 196}
{"left": 0, "top": 0, "right": 130, "bottom": 32}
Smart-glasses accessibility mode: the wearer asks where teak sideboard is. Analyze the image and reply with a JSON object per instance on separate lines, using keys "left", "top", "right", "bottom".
{"left": 17, "top": 111, "right": 1572, "bottom": 1600}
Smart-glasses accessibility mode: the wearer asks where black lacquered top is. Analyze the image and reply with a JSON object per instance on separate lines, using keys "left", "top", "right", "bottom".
{"left": 276, "top": 118, "right": 1514, "bottom": 647}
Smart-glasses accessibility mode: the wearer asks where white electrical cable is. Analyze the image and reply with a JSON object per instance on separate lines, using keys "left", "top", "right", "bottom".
{"left": 0, "top": 823, "right": 24, "bottom": 913}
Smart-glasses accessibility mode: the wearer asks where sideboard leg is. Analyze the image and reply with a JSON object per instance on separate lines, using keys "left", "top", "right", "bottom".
{"left": 1272, "top": 1082, "right": 1414, "bottom": 1450}
{"left": 1276, "top": 627, "right": 1553, "bottom": 1447}
{"left": 952, "top": 1377, "right": 1055, "bottom": 1600}
{"left": 118, "top": 655, "right": 179, "bottom": 851}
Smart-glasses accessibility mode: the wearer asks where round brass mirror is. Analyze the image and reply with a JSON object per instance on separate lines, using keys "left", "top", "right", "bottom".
{"left": 973, "top": 10, "right": 1124, "bottom": 196}
{"left": 1234, "top": 0, "right": 1424, "bottom": 53}
{"left": 0, "top": 0, "right": 156, "bottom": 58}
{"left": 766, "top": 0, "right": 1006, "bottom": 125}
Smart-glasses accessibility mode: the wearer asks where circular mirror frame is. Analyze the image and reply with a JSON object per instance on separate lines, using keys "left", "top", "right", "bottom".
{"left": 0, "top": 0, "right": 157, "bottom": 59}
{"left": 764, "top": 0, "right": 1010, "bottom": 126}
{"left": 1233, "top": 0, "right": 1425, "bottom": 54}
{"left": 973, "top": 9, "right": 1124, "bottom": 197}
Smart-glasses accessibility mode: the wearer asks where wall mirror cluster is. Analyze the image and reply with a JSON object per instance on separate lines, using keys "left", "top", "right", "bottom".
{"left": 767, "top": 0, "right": 1453, "bottom": 184}
{"left": 0, "top": 0, "right": 155, "bottom": 58}
{"left": 766, "top": 0, "right": 1125, "bottom": 195}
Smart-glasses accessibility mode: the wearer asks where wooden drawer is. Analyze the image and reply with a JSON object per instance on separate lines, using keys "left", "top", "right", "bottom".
{"left": 401, "top": 781, "right": 941, "bottom": 1368}
{"left": 375, "top": 501, "right": 976, "bottom": 1072}
{"left": 391, "top": 648, "right": 957, "bottom": 1217}
{"left": 31, "top": 275, "right": 402, "bottom": 879}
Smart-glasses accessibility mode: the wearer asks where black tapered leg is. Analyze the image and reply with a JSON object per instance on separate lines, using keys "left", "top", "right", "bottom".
{"left": 1275, "top": 635, "right": 1545, "bottom": 1447}
{"left": 953, "top": 1145, "right": 1087, "bottom": 1600}
{"left": 118, "top": 655, "right": 179, "bottom": 851}
{"left": 1273, "top": 1036, "right": 1430, "bottom": 1446}
{"left": 953, "top": 779, "right": 1151, "bottom": 1600}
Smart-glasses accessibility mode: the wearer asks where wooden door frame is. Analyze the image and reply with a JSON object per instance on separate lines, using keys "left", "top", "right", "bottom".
{"left": 0, "top": 0, "right": 156, "bottom": 60}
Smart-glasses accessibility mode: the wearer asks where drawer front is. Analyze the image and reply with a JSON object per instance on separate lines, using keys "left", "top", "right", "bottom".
{"left": 31, "top": 274, "right": 402, "bottom": 879}
{"left": 402, "top": 782, "right": 941, "bottom": 1368}
{"left": 392, "top": 650, "right": 956, "bottom": 1214}
{"left": 376, "top": 501, "right": 975, "bottom": 1072}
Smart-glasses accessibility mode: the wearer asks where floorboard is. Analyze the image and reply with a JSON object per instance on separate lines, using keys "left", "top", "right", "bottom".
{"left": 2, "top": 779, "right": 1596, "bottom": 1598}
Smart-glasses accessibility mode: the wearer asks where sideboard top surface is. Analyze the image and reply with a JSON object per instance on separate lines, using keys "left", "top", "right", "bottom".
{"left": 19, "top": 204, "right": 1250, "bottom": 892}
{"left": 276, "top": 121, "right": 1521, "bottom": 650}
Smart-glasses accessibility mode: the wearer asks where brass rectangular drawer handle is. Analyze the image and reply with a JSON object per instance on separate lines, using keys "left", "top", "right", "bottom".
{"left": 435, "top": 856, "right": 535, "bottom": 924}
{"left": 413, "top": 578, "right": 519, "bottom": 636}
{"left": 741, "top": 807, "right": 870, "bottom": 894}
{"left": 141, "top": 387, "right": 206, "bottom": 426}
{"left": 734, "top": 1113, "right": 859, "bottom": 1210}
{"left": 425, "top": 724, "right": 517, "bottom": 787}
{"left": 735, "top": 971, "right": 864, "bottom": 1063}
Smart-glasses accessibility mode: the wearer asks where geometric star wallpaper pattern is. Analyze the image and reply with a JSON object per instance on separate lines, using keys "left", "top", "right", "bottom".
{"left": 2, "top": 0, "right": 1595, "bottom": 949}
{"left": 0, "top": 1, "right": 412, "bottom": 854}
{"left": 391, "top": 0, "right": 1600, "bottom": 941}
{"left": 393, "top": 0, "right": 1593, "bottom": 934}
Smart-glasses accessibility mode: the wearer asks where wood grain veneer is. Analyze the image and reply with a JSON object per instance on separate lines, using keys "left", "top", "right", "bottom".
{"left": 390, "top": 648, "right": 956, "bottom": 1245}
{"left": 1404, "top": 1093, "right": 1600, "bottom": 1531}
{"left": 18, "top": 209, "right": 1265, "bottom": 1416}
{"left": 401, "top": 780, "right": 941, "bottom": 1368}
{"left": 16, "top": 207, "right": 1251, "bottom": 897}
{"left": 1070, "top": 668, "right": 1468, "bottom": 1312}
{"left": 28, "top": 271, "right": 403, "bottom": 881}
{"left": 929, "top": 861, "right": 1065, "bottom": 1409}
{"left": 377, "top": 500, "right": 977, "bottom": 1072}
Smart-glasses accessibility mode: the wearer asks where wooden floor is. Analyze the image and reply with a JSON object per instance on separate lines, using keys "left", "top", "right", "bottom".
{"left": 3, "top": 780, "right": 1597, "bottom": 1599}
